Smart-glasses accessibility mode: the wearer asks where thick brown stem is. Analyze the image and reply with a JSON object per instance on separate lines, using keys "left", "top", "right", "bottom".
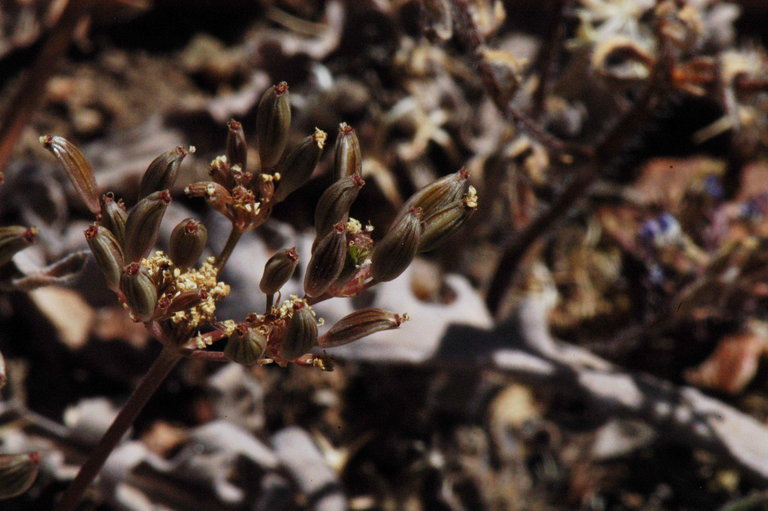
{"left": 53, "top": 347, "right": 182, "bottom": 511}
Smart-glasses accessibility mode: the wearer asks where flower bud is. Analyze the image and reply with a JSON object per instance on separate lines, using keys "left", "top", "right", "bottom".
{"left": 120, "top": 262, "right": 158, "bottom": 322}
{"left": 260, "top": 247, "right": 299, "bottom": 295}
{"left": 0, "top": 452, "right": 40, "bottom": 499}
{"left": 0, "top": 226, "right": 37, "bottom": 268}
{"left": 85, "top": 224, "right": 124, "bottom": 291}
{"left": 273, "top": 128, "right": 327, "bottom": 203}
{"left": 100, "top": 193, "right": 127, "bottom": 246}
{"left": 139, "top": 146, "right": 192, "bottom": 199}
{"left": 319, "top": 308, "right": 408, "bottom": 348}
{"left": 401, "top": 168, "right": 470, "bottom": 221}
{"left": 371, "top": 207, "right": 422, "bottom": 282}
{"left": 418, "top": 187, "right": 477, "bottom": 252}
{"left": 281, "top": 303, "right": 318, "bottom": 360}
{"left": 226, "top": 119, "right": 248, "bottom": 172}
{"left": 124, "top": 190, "right": 172, "bottom": 262}
{"left": 185, "top": 181, "right": 232, "bottom": 217}
{"left": 304, "top": 223, "right": 347, "bottom": 298}
{"left": 169, "top": 218, "right": 208, "bottom": 269}
{"left": 224, "top": 325, "right": 267, "bottom": 366}
{"left": 40, "top": 135, "right": 101, "bottom": 214}
{"left": 314, "top": 174, "right": 365, "bottom": 238}
{"left": 333, "top": 122, "right": 362, "bottom": 182}
{"left": 256, "top": 81, "right": 291, "bottom": 170}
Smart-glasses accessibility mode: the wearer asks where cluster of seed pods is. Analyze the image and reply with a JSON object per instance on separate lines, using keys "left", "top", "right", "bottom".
{"left": 40, "top": 81, "right": 478, "bottom": 369}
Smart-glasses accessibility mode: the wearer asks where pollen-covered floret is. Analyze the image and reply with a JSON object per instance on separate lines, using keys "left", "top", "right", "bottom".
{"left": 141, "top": 252, "right": 231, "bottom": 329}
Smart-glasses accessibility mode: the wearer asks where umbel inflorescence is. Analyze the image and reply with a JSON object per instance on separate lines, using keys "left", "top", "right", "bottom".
{"left": 33, "top": 80, "right": 477, "bottom": 510}
{"left": 42, "top": 81, "right": 477, "bottom": 368}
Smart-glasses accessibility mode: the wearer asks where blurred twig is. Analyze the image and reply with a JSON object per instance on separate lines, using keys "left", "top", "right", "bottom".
{"left": 0, "top": 0, "right": 94, "bottom": 182}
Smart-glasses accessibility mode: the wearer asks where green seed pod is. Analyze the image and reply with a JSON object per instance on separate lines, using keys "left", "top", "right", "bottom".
{"left": 256, "top": 81, "right": 291, "bottom": 170}
{"left": 120, "top": 262, "right": 158, "bottom": 322}
{"left": 40, "top": 135, "right": 101, "bottom": 214}
{"left": 260, "top": 247, "right": 299, "bottom": 295}
{"left": 224, "top": 325, "right": 267, "bottom": 366}
{"left": 85, "top": 224, "right": 124, "bottom": 291}
{"left": 304, "top": 223, "right": 347, "bottom": 298}
{"left": 371, "top": 207, "right": 422, "bottom": 282}
{"left": 138, "top": 146, "right": 192, "bottom": 199}
{"left": 226, "top": 119, "right": 248, "bottom": 172}
{"left": 124, "top": 190, "right": 172, "bottom": 262}
{"left": 401, "top": 168, "right": 470, "bottom": 221}
{"left": 418, "top": 187, "right": 477, "bottom": 252}
{"left": 314, "top": 174, "right": 365, "bottom": 238}
{"left": 0, "top": 226, "right": 37, "bottom": 268}
{"left": 169, "top": 218, "right": 208, "bottom": 269}
{"left": 333, "top": 122, "right": 362, "bottom": 182}
{"left": 281, "top": 303, "right": 318, "bottom": 360}
{"left": 273, "top": 128, "right": 327, "bottom": 203}
{"left": 320, "top": 308, "right": 408, "bottom": 348}
{"left": 0, "top": 452, "right": 40, "bottom": 499}
{"left": 100, "top": 194, "right": 127, "bottom": 246}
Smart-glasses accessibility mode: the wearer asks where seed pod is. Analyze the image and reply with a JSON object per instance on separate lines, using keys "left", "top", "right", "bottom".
{"left": 185, "top": 181, "right": 232, "bottom": 217}
{"left": 169, "top": 218, "right": 208, "bottom": 269}
{"left": 260, "top": 247, "right": 299, "bottom": 295}
{"left": 224, "top": 325, "right": 267, "bottom": 366}
{"left": 85, "top": 224, "right": 124, "bottom": 291}
{"left": 120, "top": 262, "right": 158, "bottom": 322}
{"left": 256, "top": 81, "right": 291, "bottom": 170}
{"left": 314, "top": 174, "right": 365, "bottom": 238}
{"left": 124, "top": 190, "right": 171, "bottom": 262}
{"left": 209, "top": 155, "right": 232, "bottom": 187}
{"left": 333, "top": 122, "right": 362, "bottom": 182}
{"left": 304, "top": 223, "right": 347, "bottom": 298}
{"left": 226, "top": 119, "right": 248, "bottom": 172}
{"left": 418, "top": 187, "right": 477, "bottom": 252}
{"left": 273, "top": 128, "right": 327, "bottom": 203}
{"left": 320, "top": 308, "right": 408, "bottom": 348}
{"left": 160, "top": 288, "right": 208, "bottom": 316}
{"left": 281, "top": 303, "right": 318, "bottom": 360}
{"left": 400, "top": 168, "right": 470, "bottom": 222}
{"left": 100, "top": 194, "right": 127, "bottom": 246}
{"left": 0, "top": 452, "right": 40, "bottom": 499}
{"left": 40, "top": 135, "right": 100, "bottom": 214}
{"left": 0, "top": 226, "right": 37, "bottom": 268}
{"left": 371, "top": 207, "right": 422, "bottom": 282}
{"left": 139, "top": 146, "right": 192, "bottom": 199}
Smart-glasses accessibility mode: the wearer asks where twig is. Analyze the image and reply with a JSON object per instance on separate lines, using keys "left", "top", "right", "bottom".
{"left": 449, "top": 0, "right": 569, "bottom": 155}
{"left": 531, "top": 0, "right": 571, "bottom": 119}
{"left": 0, "top": 0, "right": 93, "bottom": 181}
{"left": 485, "top": 24, "right": 675, "bottom": 317}
{"left": 53, "top": 347, "right": 183, "bottom": 511}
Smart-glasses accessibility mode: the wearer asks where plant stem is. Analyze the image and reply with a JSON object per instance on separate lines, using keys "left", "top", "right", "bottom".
{"left": 265, "top": 293, "right": 274, "bottom": 314}
{"left": 187, "top": 350, "right": 229, "bottom": 362}
{"left": 53, "top": 347, "right": 182, "bottom": 511}
{"left": 215, "top": 225, "right": 243, "bottom": 273}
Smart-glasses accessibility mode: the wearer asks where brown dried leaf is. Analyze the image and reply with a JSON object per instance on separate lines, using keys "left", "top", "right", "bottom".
{"left": 685, "top": 323, "right": 768, "bottom": 394}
